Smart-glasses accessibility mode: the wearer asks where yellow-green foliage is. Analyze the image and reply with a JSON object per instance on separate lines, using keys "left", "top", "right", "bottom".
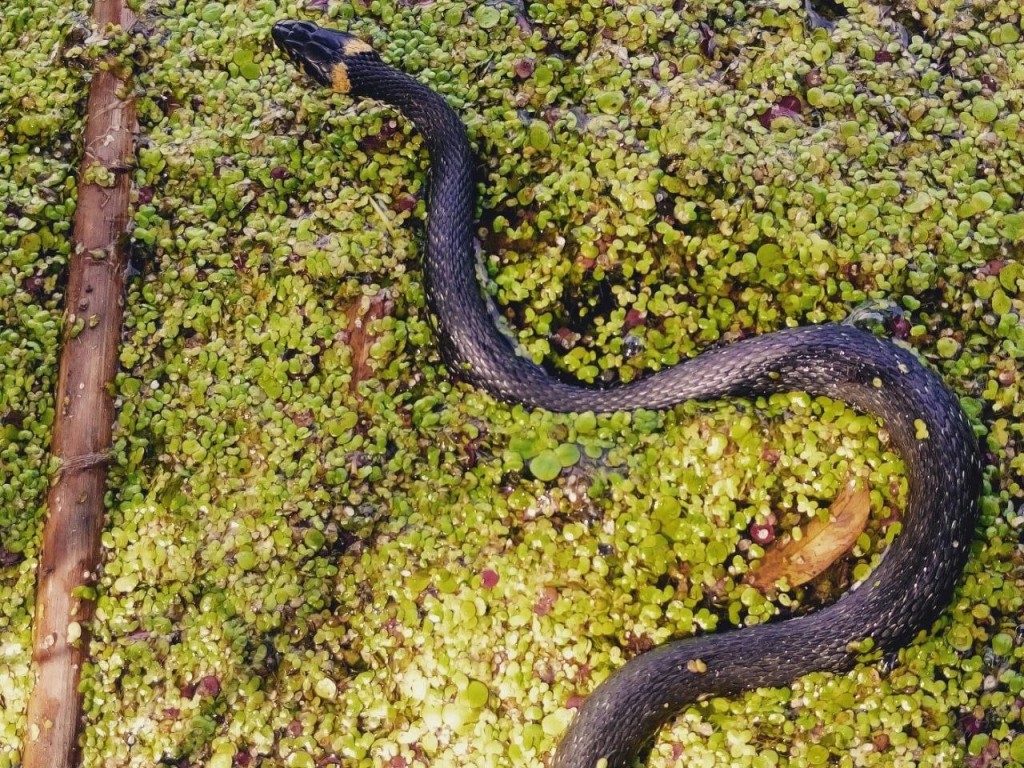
{"left": 1, "top": 1, "right": 1023, "bottom": 767}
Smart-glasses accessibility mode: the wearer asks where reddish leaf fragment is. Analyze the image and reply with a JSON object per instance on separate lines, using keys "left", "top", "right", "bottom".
{"left": 481, "top": 569, "right": 499, "bottom": 589}
{"left": 624, "top": 308, "right": 646, "bottom": 330}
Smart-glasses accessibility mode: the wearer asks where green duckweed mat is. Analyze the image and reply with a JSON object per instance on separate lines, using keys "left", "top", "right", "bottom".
{"left": 2, "top": 0, "right": 1023, "bottom": 766}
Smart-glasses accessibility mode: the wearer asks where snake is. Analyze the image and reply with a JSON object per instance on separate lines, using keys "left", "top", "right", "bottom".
{"left": 271, "top": 19, "right": 983, "bottom": 768}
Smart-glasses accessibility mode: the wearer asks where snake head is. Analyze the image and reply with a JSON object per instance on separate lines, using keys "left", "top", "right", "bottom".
{"left": 272, "top": 20, "right": 378, "bottom": 92}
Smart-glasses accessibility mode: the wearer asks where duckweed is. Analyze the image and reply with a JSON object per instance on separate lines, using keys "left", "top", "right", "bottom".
{"left": 2, "top": 0, "right": 1024, "bottom": 767}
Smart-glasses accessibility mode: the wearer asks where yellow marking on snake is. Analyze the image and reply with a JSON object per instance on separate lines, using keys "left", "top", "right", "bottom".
{"left": 343, "top": 38, "right": 373, "bottom": 55}
{"left": 331, "top": 62, "right": 351, "bottom": 93}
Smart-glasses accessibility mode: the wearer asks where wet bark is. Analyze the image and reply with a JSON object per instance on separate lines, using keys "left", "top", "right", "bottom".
{"left": 23, "top": 2, "right": 136, "bottom": 766}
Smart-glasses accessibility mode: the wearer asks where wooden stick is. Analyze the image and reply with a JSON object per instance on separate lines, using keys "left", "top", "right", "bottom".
{"left": 23, "top": 1, "right": 135, "bottom": 765}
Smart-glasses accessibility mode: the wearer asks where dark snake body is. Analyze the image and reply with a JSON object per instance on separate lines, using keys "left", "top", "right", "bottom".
{"left": 272, "top": 21, "right": 983, "bottom": 768}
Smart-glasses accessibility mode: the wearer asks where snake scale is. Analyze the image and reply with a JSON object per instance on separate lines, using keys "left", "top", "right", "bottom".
{"left": 271, "top": 19, "right": 983, "bottom": 768}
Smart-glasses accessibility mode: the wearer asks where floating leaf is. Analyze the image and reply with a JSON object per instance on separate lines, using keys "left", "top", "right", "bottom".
{"left": 529, "top": 450, "right": 562, "bottom": 481}
{"left": 554, "top": 443, "right": 580, "bottom": 468}
{"left": 463, "top": 679, "right": 490, "bottom": 708}
{"left": 998, "top": 212, "right": 1024, "bottom": 242}
{"left": 528, "top": 121, "right": 551, "bottom": 151}
{"left": 756, "top": 243, "right": 783, "bottom": 268}
{"left": 748, "top": 480, "right": 871, "bottom": 591}
{"left": 474, "top": 5, "right": 501, "bottom": 29}
{"left": 596, "top": 90, "right": 625, "bottom": 114}
{"left": 1011, "top": 735, "right": 1024, "bottom": 762}
{"left": 972, "top": 97, "right": 999, "bottom": 123}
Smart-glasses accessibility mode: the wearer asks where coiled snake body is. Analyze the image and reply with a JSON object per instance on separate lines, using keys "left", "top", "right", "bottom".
{"left": 272, "top": 20, "right": 983, "bottom": 768}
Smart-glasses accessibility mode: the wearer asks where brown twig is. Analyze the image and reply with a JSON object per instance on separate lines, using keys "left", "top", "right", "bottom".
{"left": 22, "top": 1, "right": 136, "bottom": 766}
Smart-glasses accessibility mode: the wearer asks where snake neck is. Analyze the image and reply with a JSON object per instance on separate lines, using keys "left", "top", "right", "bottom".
{"left": 344, "top": 64, "right": 484, "bottom": 362}
{"left": 348, "top": 61, "right": 587, "bottom": 405}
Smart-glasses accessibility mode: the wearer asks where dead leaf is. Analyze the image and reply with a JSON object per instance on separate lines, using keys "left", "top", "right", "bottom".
{"left": 343, "top": 290, "right": 393, "bottom": 396}
{"left": 747, "top": 479, "right": 871, "bottom": 592}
